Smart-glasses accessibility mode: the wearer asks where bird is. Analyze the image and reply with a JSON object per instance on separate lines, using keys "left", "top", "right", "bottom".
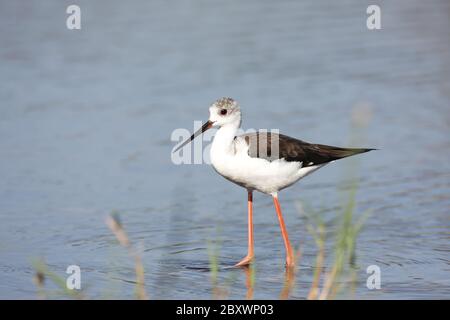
{"left": 173, "top": 97, "right": 374, "bottom": 268}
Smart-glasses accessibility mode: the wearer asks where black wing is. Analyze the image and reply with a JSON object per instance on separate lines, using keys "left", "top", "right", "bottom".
{"left": 241, "top": 132, "right": 373, "bottom": 167}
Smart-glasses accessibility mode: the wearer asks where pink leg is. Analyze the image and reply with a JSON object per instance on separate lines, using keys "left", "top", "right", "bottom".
{"left": 273, "top": 194, "right": 295, "bottom": 268}
{"left": 235, "top": 190, "right": 254, "bottom": 267}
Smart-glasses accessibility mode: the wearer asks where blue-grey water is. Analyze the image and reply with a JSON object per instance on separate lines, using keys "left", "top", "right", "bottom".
{"left": 0, "top": 0, "right": 449, "bottom": 299}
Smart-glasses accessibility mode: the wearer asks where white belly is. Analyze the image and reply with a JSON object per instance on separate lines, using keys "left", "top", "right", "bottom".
{"left": 210, "top": 150, "right": 324, "bottom": 195}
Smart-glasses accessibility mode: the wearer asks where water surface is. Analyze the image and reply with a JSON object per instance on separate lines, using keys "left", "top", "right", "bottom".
{"left": 0, "top": 0, "right": 449, "bottom": 299}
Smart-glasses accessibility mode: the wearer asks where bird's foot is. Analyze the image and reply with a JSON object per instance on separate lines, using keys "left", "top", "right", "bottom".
{"left": 234, "top": 255, "right": 254, "bottom": 267}
{"left": 285, "top": 255, "right": 296, "bottom": 269}
{"left": 285, "top": 261, "right": 295, "bottom": 269}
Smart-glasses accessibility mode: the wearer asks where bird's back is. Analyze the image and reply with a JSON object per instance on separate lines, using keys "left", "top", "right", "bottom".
{"left": 239, "top": 132, "right": 373, "bottom": 167}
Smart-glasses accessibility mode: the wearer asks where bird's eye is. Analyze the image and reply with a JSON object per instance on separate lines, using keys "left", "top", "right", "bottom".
{"left": 220, "top": 109, "right": 227, "bottom": 115}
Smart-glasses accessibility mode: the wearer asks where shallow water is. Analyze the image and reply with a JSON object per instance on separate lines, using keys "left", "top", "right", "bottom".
{"left": 0, "top": 0, "right": 449, "bottom": 299}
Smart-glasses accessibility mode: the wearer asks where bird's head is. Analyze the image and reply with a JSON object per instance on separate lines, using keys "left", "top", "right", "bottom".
{"left": 208, "top": 97, "right": 241, "bottom": 128}
{"left": 173, "top": 97, "right": 241, "bottom": 153}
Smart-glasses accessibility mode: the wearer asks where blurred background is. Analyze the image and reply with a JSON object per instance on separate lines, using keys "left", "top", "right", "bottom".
{"left": 0, "top": 0, "right": 449, "bottom": 299}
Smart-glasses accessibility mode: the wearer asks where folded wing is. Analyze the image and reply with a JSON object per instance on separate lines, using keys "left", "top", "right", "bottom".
{"left": 241, "top": 132, "right": 374, "bottom": 167}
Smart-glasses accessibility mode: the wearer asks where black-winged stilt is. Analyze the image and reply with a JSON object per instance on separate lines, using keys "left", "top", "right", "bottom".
{"left": 174, "top": 97, "right": 374, "bottom": 268}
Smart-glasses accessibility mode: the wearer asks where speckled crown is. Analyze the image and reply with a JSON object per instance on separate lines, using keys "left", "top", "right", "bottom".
{"left": 213, "top": 97, "right": 239, "bottom": 110}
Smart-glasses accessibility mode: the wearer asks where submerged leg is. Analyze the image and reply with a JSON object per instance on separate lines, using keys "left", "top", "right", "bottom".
{"left": 235, "top": 190, "right": 254, "bottom": 267}
{"left": 272, "top": 194, "right": 295, "bottom": 268}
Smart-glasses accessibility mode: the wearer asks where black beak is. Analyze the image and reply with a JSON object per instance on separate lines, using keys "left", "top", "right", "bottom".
{"left": 173, "top": 120, "right": 214, "bottom": 153}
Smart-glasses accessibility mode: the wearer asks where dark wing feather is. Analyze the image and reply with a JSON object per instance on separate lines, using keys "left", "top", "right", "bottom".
{"left": 241, "top": 132, "right": 373, "bottom": 167}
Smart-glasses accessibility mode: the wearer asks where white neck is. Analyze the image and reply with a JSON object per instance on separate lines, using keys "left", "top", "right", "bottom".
{"left": 211, "top": 121, "right": 240, "bottom": 157}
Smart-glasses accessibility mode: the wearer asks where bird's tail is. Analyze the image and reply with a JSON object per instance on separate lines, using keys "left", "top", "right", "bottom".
{"left": 317, "top": 145, "right": 376, "bottom": 161}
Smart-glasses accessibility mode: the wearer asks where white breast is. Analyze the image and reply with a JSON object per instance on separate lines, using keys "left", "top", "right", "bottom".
{"left": 210, "top": 136, "right": 324, "bottom": 195}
